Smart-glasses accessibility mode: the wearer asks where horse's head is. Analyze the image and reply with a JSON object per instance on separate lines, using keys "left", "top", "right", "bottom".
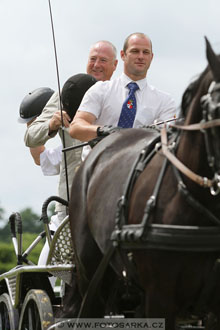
{"left": 181, "top": 38, "right": 220, "bottom": 117}
{"left": 203, "top": 37, "right": 220, "bottom": 126}
{"left": 201, "top": 38, "right": 220, "bottom": 193}
{"left": 179, "top": 38, "right": 220, "bottom": 195}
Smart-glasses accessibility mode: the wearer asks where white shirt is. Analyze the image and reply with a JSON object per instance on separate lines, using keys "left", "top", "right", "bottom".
{"left": 25, "top": 92, "right": 82, "bottom": 212}
{"left": 79, "top": 73, "right": 176, "bottom": 127}
{"left": 79, "top": 73, "right": 176, "bottom": 160}
{"left": 40, "top": 145, "right": 62, "bottom": 176}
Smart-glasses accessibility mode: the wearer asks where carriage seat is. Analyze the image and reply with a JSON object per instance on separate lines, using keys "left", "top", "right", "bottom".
{"left": 46, "top": 216, "right": 74, "bottom": 285}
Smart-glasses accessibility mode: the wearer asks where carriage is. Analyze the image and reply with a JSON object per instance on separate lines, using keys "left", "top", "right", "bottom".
{"left": 0, "top": 37, "right": 220, "bottom": 330}
{"left": 0, "top": 199, "right": 214, "bottom": 330}
{"left": 0, "top": 196, "right": 73, "bottom": 330}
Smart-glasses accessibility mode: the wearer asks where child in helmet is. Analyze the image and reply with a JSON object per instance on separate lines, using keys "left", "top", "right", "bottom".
{"left": 19, "top": 74, "right": 97, "bottom": 268}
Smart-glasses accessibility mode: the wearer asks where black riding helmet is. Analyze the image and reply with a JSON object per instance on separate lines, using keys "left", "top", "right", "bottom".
{"left": 18, "top": 87, "right": 54, "bottom": 123}
{"left": 61, "top": 73, "right": 97, "bottom": 120}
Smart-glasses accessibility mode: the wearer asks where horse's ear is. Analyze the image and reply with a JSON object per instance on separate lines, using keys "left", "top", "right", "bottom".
{"left": 205, "top": 36, "right": 220, "bottom": 82}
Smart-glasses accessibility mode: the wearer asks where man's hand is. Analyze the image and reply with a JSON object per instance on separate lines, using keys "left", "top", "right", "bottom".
{"left": 88, "top": 136, "right": 103, "bottom": 148}
{"left": 97, "top": 125, "right": 120, "bottom": 137}
{"left": 86, "top": 126, "right": 121, "bottom": 148}
{"left": 49, "top": 111, "right": 71, "bottom": 133}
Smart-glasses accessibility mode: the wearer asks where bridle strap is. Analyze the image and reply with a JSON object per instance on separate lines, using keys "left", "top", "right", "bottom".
{"left": 170, "top": 118, "right": 220, "bottom": 131}
{"left": 161, "top": 127, "right": 213, "bottom": 188}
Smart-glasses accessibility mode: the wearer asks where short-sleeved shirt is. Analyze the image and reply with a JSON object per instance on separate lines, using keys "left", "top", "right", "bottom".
{"left": 79, "top": 73, "right": 176, "bottom": 127}
{"left": 79, "top": 73, "right": 176, "bottom": 160}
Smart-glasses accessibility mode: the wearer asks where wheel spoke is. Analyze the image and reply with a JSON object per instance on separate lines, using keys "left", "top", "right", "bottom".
{"left": 0, "top": 293, "right": 18, "bottom": 330}
{"left": 22, "top": 302, "right": 40, "bottom": 330}
{"left": 28, "top": 305, "right": 34, "bottom": 330}
{"left": 19, "top": 289, "right": 54, "bottom": 330}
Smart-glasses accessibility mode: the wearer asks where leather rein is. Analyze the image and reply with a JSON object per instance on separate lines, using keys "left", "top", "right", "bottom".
{"left": 161, "top": 81, "right": 220, "bottom": 195}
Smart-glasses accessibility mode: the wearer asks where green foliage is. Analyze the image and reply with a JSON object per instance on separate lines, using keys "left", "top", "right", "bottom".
{"left": 0, "top": 207, "right": 44, "bottom": 243}
{"left": 0, "top": 203, "right": 56, "bottom": 274}
{"left": 0, "top": 242, "right": 17, "bottom": 273}
{"left": 0, "top": 202, "right": 56, "bottom": 242}
{"left": 19, "top": 207, "right": 43, "bottom": 234}
{"left": 0, "top": 205, "right": 4, "bottom": 220}
{"left": 22, "top": 232, "right": 44, "bottom": 264}
{"left": 48, "top": 202, "right": 56, "bottom": 219}
{"left": 0, "top": 225, "right": 10, "bottom": 243}
{"left": 0, "top": 232, "right": 44, "bottom": 274}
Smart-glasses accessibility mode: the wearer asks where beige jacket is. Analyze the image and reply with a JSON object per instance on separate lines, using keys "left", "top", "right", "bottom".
{"left": 24, "top": 92, "right": 82, "bottom": 212}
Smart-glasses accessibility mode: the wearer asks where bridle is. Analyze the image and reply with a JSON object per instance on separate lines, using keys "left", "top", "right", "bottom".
{"left": 86, "top": 80, "right": 220, "bottom": 307}
{"left": 161, "top": 80, "right": 220, "bottom": 196}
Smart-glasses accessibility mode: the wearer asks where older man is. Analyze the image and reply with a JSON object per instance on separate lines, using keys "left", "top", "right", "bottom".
{"left": 70, "top": 33, "right": 176, "bottom": 144}
{"left": 86, "top": 40, "right": 118, "bottom": 81}
{"left": 24, "top": 40, "right": 118, "bottom": 221}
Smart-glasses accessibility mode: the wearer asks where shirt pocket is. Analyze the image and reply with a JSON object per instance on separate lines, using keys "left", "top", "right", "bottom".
{"left": 135, "top": 108, "right": 155, "bottom": 127}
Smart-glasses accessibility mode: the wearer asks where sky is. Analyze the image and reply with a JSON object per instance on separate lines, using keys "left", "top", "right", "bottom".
{"left": 0, "top": 0, "right": 219, "bottom": 222}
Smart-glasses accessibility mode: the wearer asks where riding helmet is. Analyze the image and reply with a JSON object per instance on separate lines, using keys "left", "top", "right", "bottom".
{"left": 61, "top": 73, "right": 97, "bottom": 120}
{"left": 18, "top": 87, "right": 54, "bottom": 123}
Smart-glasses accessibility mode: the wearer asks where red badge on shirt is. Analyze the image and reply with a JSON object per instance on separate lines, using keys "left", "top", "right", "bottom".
{"left": 127, "top": 99, "right": 133, "bottom": 109}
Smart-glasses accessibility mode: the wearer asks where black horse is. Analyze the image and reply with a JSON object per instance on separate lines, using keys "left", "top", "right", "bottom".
{"left": 66, "top": 38, "right": 220, "bottom": 329}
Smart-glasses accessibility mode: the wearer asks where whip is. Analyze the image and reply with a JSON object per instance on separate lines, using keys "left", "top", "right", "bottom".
{"left": 47, "top": 0, "right": 70, "bottom": 201}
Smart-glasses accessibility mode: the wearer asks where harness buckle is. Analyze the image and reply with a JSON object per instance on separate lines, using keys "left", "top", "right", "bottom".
{"left": 208, "top": 81, "right": 216, "bottom": 94}
{"left": 203, "top": 177, "right": 209, "bottom": 187}
{"left": 155, "top": 142, "right": 161, "bottom": 152}
{"left": 210, "top": 174, "right": 220, "bottom": 196}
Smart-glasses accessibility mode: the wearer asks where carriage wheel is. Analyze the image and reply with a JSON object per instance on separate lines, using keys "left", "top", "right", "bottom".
{"left": 18, "top": 289, "right": 54, "bottom": 330}
{"left": 0, "top": 293, "right": 19, "bottom": 330}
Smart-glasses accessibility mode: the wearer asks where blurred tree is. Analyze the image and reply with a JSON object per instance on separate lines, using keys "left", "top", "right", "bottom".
{"left": 0, "top": 204, "right": 5, "bottom": 227}
{"left": 0, "top": 225, "right": 10, "bottom": 242}
{"left": 0, "top": 233, "right": 44, "bottom": 274}
{"left": 0, "top": 205, "right": 4, "bottom": 219}
{"left": 0, "top": 242, "right": 17, "bottom": 273}
{"left": 0, "top": 203, "right": 56, "bottom": 242}
{"left": 0, "top": 203, "right": 56, "bottom": 273}
{"left": 0, "top": 204, "right": 10, "bottom": 242}
{"left": 48, "top": 202, "right": 56, "bottom": 219}
{"left": 22, "top": 232, "right": 44, "bottom": 264}
{"left": 19, "top": 207, "right": 43, "bottom": 234}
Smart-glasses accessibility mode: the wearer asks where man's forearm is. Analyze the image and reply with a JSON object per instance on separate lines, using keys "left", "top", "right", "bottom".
{"left": 69, "top": 120, "right": 99, "bottom": 142}
{"left": 29, "top": 146, "right": 46, "bottom": 165}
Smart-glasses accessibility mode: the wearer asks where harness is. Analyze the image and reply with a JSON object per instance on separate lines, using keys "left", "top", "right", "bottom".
{"left": 78, "top": 80, "right": 220, "bottom": 318}
{"left": 112, "top": 81, "right": 220, "bottom": 251}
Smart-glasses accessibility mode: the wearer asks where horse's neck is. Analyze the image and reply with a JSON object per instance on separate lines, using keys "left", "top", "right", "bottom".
{"left": 177, "top": 131, "right": 205, "bottom": 170}
{"left": 177, "top": 108, "right": 210, "bottom": 177}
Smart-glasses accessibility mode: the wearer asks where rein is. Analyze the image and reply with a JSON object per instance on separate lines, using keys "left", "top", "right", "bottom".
{"left": 112, "top": 80, "right": 220, "bottom": 249}
{"left": 81, "top": 81, "right": 220, "bottom": 318}
{"left": 161, "top": 80, "right": 220, "bottom": 195}
{"left": 161, "top": 127, "right": 213, "bottom": 188}
{"left": 170, "top": 118, "right": 220, "bottom": 131}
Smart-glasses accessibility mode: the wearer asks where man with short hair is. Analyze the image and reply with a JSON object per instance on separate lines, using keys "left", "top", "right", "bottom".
{"left": 69, "top": 33, "right": 176, "bottom": 144}
{"left": 47, "top": 40, "right": 118, "bottom": 136}
{"left": 86, "top": 40, "right": 118, "bottom": 81}
{"left": 24, "top": 40, "right": 118, "bottom": 221}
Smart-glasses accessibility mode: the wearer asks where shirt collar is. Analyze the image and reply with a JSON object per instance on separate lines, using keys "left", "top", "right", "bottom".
{"left": 120, "top": 73, "right": 148, "bottom": 91}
